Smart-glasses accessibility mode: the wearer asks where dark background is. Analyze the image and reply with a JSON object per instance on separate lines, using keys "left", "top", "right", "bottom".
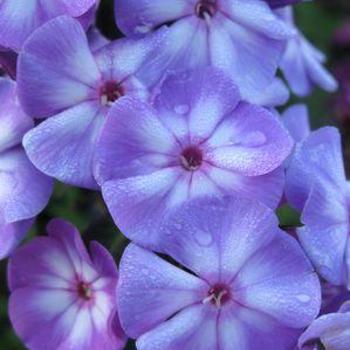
{"left": 1, "top": 0, "right": 349, "bottom": 349}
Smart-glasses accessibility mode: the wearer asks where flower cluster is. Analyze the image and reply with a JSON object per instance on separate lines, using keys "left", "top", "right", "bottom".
{"left": 0, "top": 0, "right": 348, "bottom": 349}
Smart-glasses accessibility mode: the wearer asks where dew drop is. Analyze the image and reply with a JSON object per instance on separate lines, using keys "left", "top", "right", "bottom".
{"left": 296, "top": 294, "right": 311, "bottom": 303}
{"left": 241, "top": 131, "right": 267, "bottom": 147}
{"left": 194, "top": 231, "right": 213, "bottom": 247}
{"left": 174, "top": 104, "right": 190, "bottom": 115}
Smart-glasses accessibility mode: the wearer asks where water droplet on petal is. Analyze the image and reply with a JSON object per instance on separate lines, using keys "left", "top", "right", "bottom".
{"left": 241, "top": 131, "right": 267, "bottom": 147}
{"left": 135, "top": 24, "right": 152, "bottom": 34}
{"left": 194, "top": 230, "right": 213, "bottom": 247}
{"left": 174, "top": 104, "right": 190, "bottom": 115}
{"left": 296, "top": 294, "right": 311, "bottom": 303}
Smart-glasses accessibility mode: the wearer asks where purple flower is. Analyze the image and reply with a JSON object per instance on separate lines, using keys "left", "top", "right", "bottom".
{"left": 115, "top": 0, "right": 295, "bottom": 106}
{"left": 0, "top": 77, "right": 52, "bottom": 259}
{"left": 285, "top": 126, "right": 350, "bottom": 287}
{"left": 17, "top": 15, "right": 163, "bottom": 189}
{"left": 8, "top": 219, "right": 126, "bottom": 350}
{"left": 278, "top": 7, "right": 338, "bottom": 97}
{"left": 94, "top": 68, "right": 293, "bottom": 248}
{"left": 117, "top": 196, "right": 321, "bottom": 350}
{"left": 299, "top": 301, "right": 350, "bottom": 350}
{"left": 0, "top": 0, "right": 97, "bottom": 52}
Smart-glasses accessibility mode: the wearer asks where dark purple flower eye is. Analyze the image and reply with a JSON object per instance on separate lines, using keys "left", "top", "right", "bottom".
{"left": 180, "top": 146, "right": 203, "bottom": 171}
{"left": 204, "top": 284, "right": 231, "bottom": 308}
{"left": 195, "top": 0, "right": 217, "bottom": 19}
{"left": 100, "top": 80, "right": 125, "bottom": 105}
{"left": 77, "top": 281, "right": 93, "bottom": 301}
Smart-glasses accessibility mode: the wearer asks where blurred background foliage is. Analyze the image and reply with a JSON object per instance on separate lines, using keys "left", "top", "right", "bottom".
{"left": 1, "top": 0, "right": 350, "bottom": 348}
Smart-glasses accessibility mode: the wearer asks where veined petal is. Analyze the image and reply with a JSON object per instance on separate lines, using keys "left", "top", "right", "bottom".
{"left": 17, "top": 16, "right": 100, "bottom": 117}
{"left": 0, "top": 78, "right": 33, "bottom": 153}
{"left": 0, "top": 147, "right": 53, "bottom": 223}
{"left": 136, "top": 304, "right": 218, "bottom": 350}
{"left": 23, "top": 101, "right": 104, "bottom": 189}
{"left": 118, "top": 244, "right": 208, "bottom": 338}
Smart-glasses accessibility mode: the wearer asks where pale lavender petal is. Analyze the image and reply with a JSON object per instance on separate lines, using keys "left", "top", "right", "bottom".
{"left": 285, "top": 127, "right": 346, "bottom": 211}
{"left": 136, "top": 304, "right": 218, "bottom": 350}
{"left": 101, "top": 168, "right": 186, "bottom": 249}
{"left": 220, "top": 0, "right": 295, "bottom": 39}
{"left": 209, "top": 12, "right": 286, "bottom": 104}
{"left": 0, "top": 147, "right": 53, "bottom": 223}
{"left": 17, "top": 16, "right": 100, "bottom": 118}
{"left": 299, "top": 312, "right": 350, "bottom": 350}
{"left": 206, "top": 103, "right": 293, "bottom": 176}
{"left": 219, "top": 305, "right": 301, "bottom": 350}
{"left": 297, "top": 181, "right": 349, "bottom": 286}
{"left": 23, "top": 101, "right": 104, "bottom": 189}
{"left": 94, "top": 97, "right": 179, "bottom": 184}
{"left": 0, "top": 0, "right": 96, "bottom": 50}
{"left": 232, "top": 232, "right": 321, "bottom": 328}
{"left": 117, "top": 244, "right": 208, "bottom": 338}
{"left": 158, "top": 196, "right": 278, "bottom": 284}
{"left": 153, "top": 67, "right": 240, "bottom": 142}
{"left": 115, "top": 0, "right": 193, "bottom": 37}
{"left": 0, "top": 218, "right": 33, "bottom": 260}
{"left": 282, "top": 104, "right": 311, "bottom": 142}
{"left": 0, "top": 78, "right": 33, "bottom": 153}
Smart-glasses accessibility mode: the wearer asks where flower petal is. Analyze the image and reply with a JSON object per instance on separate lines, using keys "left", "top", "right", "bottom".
{"left": 206, "top": 103, "right": 293, "bottom": 176}
{"left": 281, "top": 104, "right": 310, "bottom": 142}
{"left": 114, "top": 0, "right": 194, "bottom": 37}
{"left": 0, "top": 147, "right": 53, "bottom": 222}
{"left": 17, "top": 16, "right": 100, "bottom": 118}
{"left": 94, "top": 97, "right": 178, "bottom": 184}
{"left": 209, "top": 12, "right": 285, "bottom": 104}
{"left": 233, "top": 232, "right": 321, "bottom": 328}
{"left": 153, "top": 67, "right": 240, "bottom": 142}
{"left": 23, "top": 101, "right": 104, "bottom": 189}
{"left": 0, "top": 78, "right": 33, "bottom": 153}
{"left": 219, "top": 305, "right": 301, "bottom": 350}
{"left": 0, "top": 218, "right": 33, "bottom": 260}
{"left": 136, "top": 304, "right": 218, "bottom": 350}
{"left": 285, "top": 127, "right": 346, "bottom": 211}
{"left": 118, "top": 244, "right": 208, "bottom": 338}
{"left": 299, "top": 312, "right": 350, "bottom": 350}
{"left": 158, "top": 196, "right": 278, "bottom": 284}
{"left": 297, "top": 180, "right": 348, "bottom": 286}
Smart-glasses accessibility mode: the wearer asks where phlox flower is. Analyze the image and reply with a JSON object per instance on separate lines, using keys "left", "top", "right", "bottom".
{"left": 278, "top": 6, "right": 338, "bottom": 96}
{"left": 17, "top": 15, "right": 164, "bottom": 189}
{"left": 94, "top": 68, "right": 293, "bottom": 248}
{"left": 8, "top": 219, "right": 126, "bottom": 350}
{"left": 0, "top": 77, "right": 52, "bottom": 259}
{"left": 117, "top": 196, "right": 321, "bottom": 350}
{"left": 114, "top": 0, "right": 295, "bottom": 106}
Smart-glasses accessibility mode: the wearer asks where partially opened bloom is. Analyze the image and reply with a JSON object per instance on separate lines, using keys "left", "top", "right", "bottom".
{"left": 115, "top": 0, "right": 294, "bottom": 106}
{"left": 278, "top": 7, "right": 338, "bottom": 96}
{"left": 0, "top": 77, "right": 52, "bottom": 259}
{"left": 299, "top": 301, "right": 350, "bottom": 350}
{"left": 18, "top": 15, "right": 164, "bottom": 189}
{"left": 95, "top": 68, "right": 293, "bottom": 248}
{"left": 285, "top": 126, "right": 350, "bottom": 287}
{"left": 117, "top": 196, "right": 321, "bottom": 350}
{"left": 0, "top": 0, "right": 97, "bottom": 52}
{"left": 8, "top": 219, "right": 126, "bottom": 350}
